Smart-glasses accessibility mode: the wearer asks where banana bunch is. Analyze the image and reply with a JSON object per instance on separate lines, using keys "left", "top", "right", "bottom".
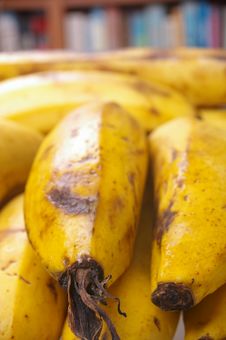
{"left": 0, "top": 70, "right": 194, "bottom": 134}
{"left": 0, "top": 48, "right": 226, "bottom": 340}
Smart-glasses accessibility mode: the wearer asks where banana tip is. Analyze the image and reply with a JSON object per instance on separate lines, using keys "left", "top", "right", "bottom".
{"left": 151, "top": 282, "right": 194, "bottom": 311}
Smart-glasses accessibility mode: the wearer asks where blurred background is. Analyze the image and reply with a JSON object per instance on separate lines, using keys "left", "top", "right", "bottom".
{"left": 0, "top": 0, "right": 225, "bottom": 52}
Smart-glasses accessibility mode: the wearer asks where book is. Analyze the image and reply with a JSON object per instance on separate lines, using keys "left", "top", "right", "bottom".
{"left": 106, "top": 7, "right": 123, "bottom": 49}
{"left": 210, "top": 4, "right": 221, "bottom": 48}
{"left": 222, "top": 5, "right": 226, "bottom": 48}
{"left": 196, "top": 1, "right": 212, "bottom": 47}
{"left": 182, "top": 1, "right": 198, "bottom": 47}
{"left": 89, "top": 8, "right": 107, "bottom": 52}
{"left": 145, "top": 4, "right": 166, "bottom": 48}
{"left": 168, "top": 5, "right": 185, "bottom": 47}
{"left": 64, "top": 12, "right": 88, "bottom": 52}
{"left": 128, "top": 9, "right": 146, "bottom": 47}
{"left": 0, "top": 12, "right": 21, "bottom": 51}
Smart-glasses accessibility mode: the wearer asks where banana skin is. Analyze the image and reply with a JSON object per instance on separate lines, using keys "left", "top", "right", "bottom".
{"left": 61, "top": 175, "right": 179, "bottom": 340}
{"left": 25, "top": 102, "right": 148, "bottom": 339}
{"left": 0, "top": 119, "right": 42, "bottom": 207}
{"left": 0, "top": 70, "right": 194, "bottom": 134}
{"left": 184, "top": 283, "right": 226, "bottom": 340}
{"left": 149, "top": 117, "right": 226, "bottom": 311}
{"left": 0, "top": 194, "right": 67, "bottom": 339}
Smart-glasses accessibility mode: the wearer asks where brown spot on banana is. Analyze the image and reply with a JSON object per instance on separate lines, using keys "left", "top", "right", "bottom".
{"left": 198, "top": 335, "right": 214, "bottom": 340}
{"left": 132, "top": 81, "right": 170, "bottom": 97}
{"left": 153, "top": 317, "right": 161, "bottom": 331}
{"left": 47, "top": 278, "right": 58, "bottom": 302}
{"left": 151, "top": 282, "right": 194, "bottom": 311}
{"left": 155, "top": 200, "right": 177, "bottom": 247}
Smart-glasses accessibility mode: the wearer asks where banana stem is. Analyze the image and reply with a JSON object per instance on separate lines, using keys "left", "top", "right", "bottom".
{"left": 60, "top": 256, "right": 125, "bottom": 340}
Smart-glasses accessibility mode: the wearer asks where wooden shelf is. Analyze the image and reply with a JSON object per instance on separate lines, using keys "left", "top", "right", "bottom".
{"left": 2, "top": 0, "right": 48, "bottom": 10}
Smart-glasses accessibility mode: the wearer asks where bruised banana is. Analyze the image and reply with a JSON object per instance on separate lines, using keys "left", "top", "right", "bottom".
{"left": 61, "top": 175, "right": 179, "bottom": 340}
{"left": 25, "top": 102, "right": 148, "bottom": 339}
{"left": 149, "top": 117, "right": 226, "bottom": 311}
{"left": 0, "top": 119, "right": 42, "bottom": 207}
{"left": 0, "top": 70, "right": 194, "bottom": 134}
{"left": 96, "top": 48, "right": 226, "bottom": 106}
{"left": 184, "top": 283, "right": 226, "bottom": 340}
{"left": 0, "top": 194, "right": 67, "bottom": 339}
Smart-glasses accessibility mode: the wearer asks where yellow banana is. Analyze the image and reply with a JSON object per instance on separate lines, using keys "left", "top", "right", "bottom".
{"left": 61, "top": 176, "right": 179, "bottom": 340}
{"left": 0, "top": 119, "right": 42, "bottom": 207}
{"left": 25, "top": 102, "right": 148, "bottom": 339}
{"left": 0, "top": 70, "right": 194, "bottom": 134}
{"left": 197, "top": 107, "right": 226, "bottom": 129}
{"left": 96, "top": 48, "right": 226, "bottom": 106}
{"left": 0, "top": 194, "right": 67, "bottom": 339}
{"left": 149, "top": 117, "right": 226, "bottom": 311}
{"left": 184, "top": 283, "right": 226, "bottom": 340}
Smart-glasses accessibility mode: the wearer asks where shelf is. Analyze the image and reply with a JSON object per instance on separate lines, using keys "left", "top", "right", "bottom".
{"left": 64, "top": 0, "right": 175, "bottom": 8}
{"left": 2, "top": 0, "right": 49, "bottom": 10}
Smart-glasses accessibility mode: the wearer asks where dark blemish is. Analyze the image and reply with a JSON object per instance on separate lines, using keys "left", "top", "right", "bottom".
{"left": 39, "top": 145, "right": 54, "bottom": 161}
{"left": 11, "top": 337, "right": 14, "bottom": 339}
{"left": 206, "top": 54, "right": 226, "bottom": 61}
{"left": 171, "top": 149, "right": 178, "bottom": 162}
{"left": 191, "top": 278, "right": 195, "bottom": 285}
{"left": 222, "top": 205, "right": 226, "bottom": 209}
{"left": 198, "top": 335, "right": 214, "bottom": 340}
{"left": 150, "top": 107, "right": 160, "bottom": 116}
{"left": 71, "top": 128, "right": 78, "bottom": 137}
{"left": 176, "top": 178, "right": 184, "bottom": 188}
{"left": 47, "top": 279, "right": 58, "bottom": 302}
{"left": 155, "top": 200, "right": 177, "bottom": 247}
{"left": 24, "top": 314, "right": 29, "bottom": 319}
{"left": 19, "top": 275, "right": 31, "bottom": 285}
{"left": 1, "top": 259, "right": 16, "bottom": 271}
{"left": 0, "top": 228, "right": 25, "bottom": 242}
{"left": 47, "top": 187, "right": 97, "bottom": 215}
{"left": 184, "top": 195, "right": 188, "bottom": 201}
{"left": 77, "top": 153, "right": 98, "bottom": 164}
{"left": 112, "top": 196, "right": 125, "bottom": 212}
{"left": 195, "top": 113, "right": 203, "bottom": 120}
{"left": 153, "top": 317, "right": 161, "bottom": 331}
{"left": 121, "top": 136, "right": 129, "bottom": 142}
{"left": 132, "top": 81, "right": 170, "bottom": 97}
{"left": 128, "top": 172, "right": 135, "bottom": 186}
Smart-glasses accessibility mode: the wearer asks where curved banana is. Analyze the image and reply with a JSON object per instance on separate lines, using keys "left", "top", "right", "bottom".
{"left": 61, "top": 177, "right": 179, "bottom": 340}
{"left": 149, "top": 117, "right": 226, "bottom": 311}
{"left": 184, "top": 283, "right": 226, "bottom": 340}
{"left": 0, "top": 119, "right": 42, "bottom": 207}
{"left": 25, "top": 102, "right": 148, "bottom": 339}
{"left": 96, "top": 48, "right": 226, "bottom": 106}
{"left": 0, "top": 194, "right": 67, "bottom": 339}
{"left": 0, "top": 70, "right": 194, "bottom": 134}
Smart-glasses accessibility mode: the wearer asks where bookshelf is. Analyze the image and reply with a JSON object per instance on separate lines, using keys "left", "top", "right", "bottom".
{"left": 2, "top": 0, "right": 176, "bottom": 48}
{"left": 2, "top": 0, "right": 226, "bottom": 49}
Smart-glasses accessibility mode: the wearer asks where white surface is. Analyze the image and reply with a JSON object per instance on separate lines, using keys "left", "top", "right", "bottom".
{"left": 174, "top": 314, "right": 185, "bottom": 340}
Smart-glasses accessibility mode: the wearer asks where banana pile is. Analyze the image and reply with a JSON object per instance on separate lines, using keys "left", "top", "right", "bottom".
{"left": 0, "top": 48, "right": 226, "bottom": 340}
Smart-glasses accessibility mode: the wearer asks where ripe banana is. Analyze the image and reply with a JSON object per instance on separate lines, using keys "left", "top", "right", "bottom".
{"left": 0, "top": 119, "right": 42, "bottom": 207}
{"left": 184, "top": 283, "right": 226, "bottom": 340}
{"left": 197, "top": 107, "right": 226, "bottom": 129}
{"left": 149, "top": 117, "right": 226, "bottom": 311}
{"left": 96, "top": 48, "right": 226, "bottom": 106}
{"left": 0, "top": 70, "right": 194, "bottom": 134}
{"left": 25, "top": 102, "right": 148, "bottom": 339}
{"left": 61, "top": 176, "right": 179, "bottom": 340}
{"left": 0, "top": 194, "right": 67, "bottom": 339}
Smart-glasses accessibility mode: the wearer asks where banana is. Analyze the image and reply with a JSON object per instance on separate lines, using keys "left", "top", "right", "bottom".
{"left": 0, "top": 119, "right": 42, "bottom": 207}
{"left": 61, "top": 175, "right": 179, "bottom": 340}
{"left": 197, "top": 107, "right": 226, "bottom": 129}
{"left": 184, "top": 283, "right": 226, "bottom": 340}
{"left": 0, "top": 70, "right": 194, "bottom": 134}
{"left": 149, "top": 117, "right": 226, "bottom": 311}
{"left": 25, "top": 102, "right": 148, "bottom": 339}
{"left": 0, "top": 194, "right": 67, "bottom": 339}
{"left": 95, "top": 48, "right": 226, "bottom": 106}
